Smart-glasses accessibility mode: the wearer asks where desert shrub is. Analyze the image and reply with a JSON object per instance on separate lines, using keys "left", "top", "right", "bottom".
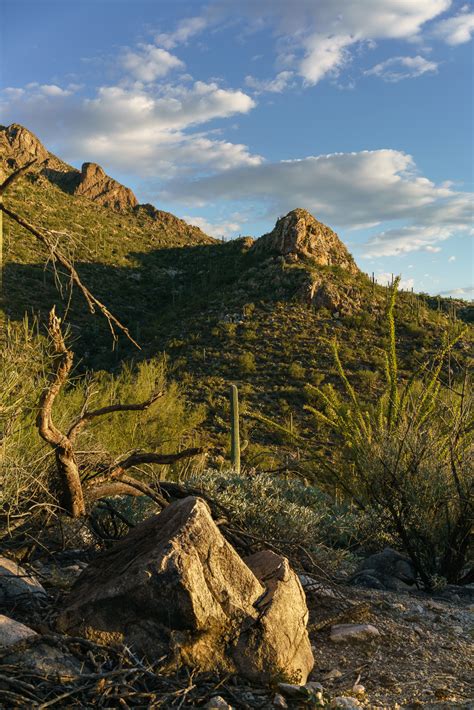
{"left": 0, "top": 318, "right": 207, "bottom": 520}
{"left": 238, "top": 351, "right": 256, "bottom": 374}
{"left": 188, "top": 469, "right": 357, "bottom": 573}
{"left": 288, "top": 362, "right": 306, "bottom": 380}
{"left": 304, "top": 279, "right": 472, "bottom": 587}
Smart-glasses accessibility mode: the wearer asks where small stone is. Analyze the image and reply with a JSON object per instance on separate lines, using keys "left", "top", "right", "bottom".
{"left": 322, "top": 668, "right": 343, "bottom": 681}
{"left": 330, "top": 623, "right": 380, "bottom": 643}
{"left": 352, "top": 684, "right": 365, "bottom": 695}
{"left": 273, "top": 693, "right": 288, "bottom": 709}
{"left": 305, "top": 681, "right": 324, "bottom": 693}
{"left": 452, "top": 625, "right": 463, "bottom": 634}
{"left": 330, "top": 697, "right": 362, "bottom": 709}
{"left": 206, "top": 697, "right": 233, "bottom": 710}
{"left": 0, "top": 615, "right": 37, "bottom": 648}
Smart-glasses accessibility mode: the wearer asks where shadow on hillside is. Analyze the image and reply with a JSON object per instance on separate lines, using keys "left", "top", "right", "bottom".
{"left": 42, "top": 168, "right": 81, "bottom": 195}
{"left": 3, "top": 239, "right": 260, "bottom": 370}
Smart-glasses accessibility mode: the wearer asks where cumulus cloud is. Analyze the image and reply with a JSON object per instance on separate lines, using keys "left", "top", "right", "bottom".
{"left": 207, "top": 0, "right": 451, "bottom": 85}
{"left": 183, "top": 215, "right": 241, "bottom": 237}
{"left": 163, "top": 148, "right": 472, "bottom": 255}
{"left": 155, "top": 16, "right": 208, "bottom": 49}
{"left": 375, "top": 272, "right": 415, "bottom": 290}
{"left": 440, "top": 285, "right": 474, "bottom": 298}
{"left": 122, "top": 45, "right": 184, "bottom": 82}
{"left": 245, "top": 71, "right": 294, "bottom": 93}
{"left": 365, "top": 55, "right": 438, "bottom": 82}
{"left": 0, "top": 79, "right": 260, "bottom": 176}
{"left": 431, "top": 6, "right": 474, "bottom": 44}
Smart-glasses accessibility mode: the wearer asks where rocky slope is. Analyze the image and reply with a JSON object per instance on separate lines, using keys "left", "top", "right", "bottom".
{"left": 2, "top": 123, "right": 471, "bottom": 453}
{"left": 252, "top": 208, "right": 358, "bottom": 274}
{"left": 73, "top": 161, "right": 138, "bottom": 212}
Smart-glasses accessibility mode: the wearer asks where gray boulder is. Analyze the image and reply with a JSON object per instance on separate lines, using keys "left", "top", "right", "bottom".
{"left": 57, "top": 496, "right": 314, "bottom": 684}
{"left": 351, "top": 548, "right": 416, "bottom": 591}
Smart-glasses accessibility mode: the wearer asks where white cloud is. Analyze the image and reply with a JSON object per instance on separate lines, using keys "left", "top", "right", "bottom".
{"left": 431, "top": 6, "right": 474, "bottom": 44}
{"left": 375, "top": 272, "right": 415, "bottom": 290}
{"left": 122, "top": 45, "right": 184, "bottom": 82}
{"left": 155, "top": 16, "right": 208, "bottom": 49}
{"left": 208, "top": 0, "right": 451, "bottom": 84}
{"left": 183, "top": 215, "right": 241, "bottom": 237}
{"left": 245, "top": 71, "right": 294, "bottom": 93}
{"left": 440, "top": 285, "right": 474, "bottom": 298}
{"left": 0, "top": 80, "right": 260, "bottom": 176}
{"left": 448, "top": 255, "right": 456, "bottom": 261}
{"left": 365, "top": 55, "right": 438, "bottom": 82}
{"left": 364, "top": 225, "right": 458, "bottom": 256}
{"left": 163, "top": 148, "right": 472, "bottom": 255}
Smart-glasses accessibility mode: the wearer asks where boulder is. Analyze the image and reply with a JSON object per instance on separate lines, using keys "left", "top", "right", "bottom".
{"left": 57, "top": 497, "right": 313, "bottom": 683}
{"left": 0, "top": 556, "right": 47, "bottom": 609}
{"left": 351, "top": 548, "right": 416, "bottom": 591}
{"left": 0, "top": 614, "right": 37, "bottom": 648}
{"left": 234, "top": 550, "right": 314, "bottom": 683}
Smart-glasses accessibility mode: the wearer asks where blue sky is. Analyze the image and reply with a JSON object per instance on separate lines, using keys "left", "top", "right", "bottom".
{"left": 1, "top": 0, "right": 473, "bottom": 297}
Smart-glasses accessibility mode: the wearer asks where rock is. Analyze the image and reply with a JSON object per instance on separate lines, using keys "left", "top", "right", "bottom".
{"left": 352, "top": 684, "right": 365, "bottom": 696}
{"left": 351, "top": 548, "right": 416, "bottom": 590}
{"left": 330, "top": 623, "right": 380, "bottom": 643}
{"left": 0, "top": 556, "right": 47, "bottom": 609}
{"left": 330, "top": 698, "right": 362, "bottom": 709}
{"left": 205, "top": 697, "right": 233, "bottom": 710}
{"left": 73, "top": 161, "right": 138, "bottom": 211}
{"left": 3, "top": 641, "right": 86, "bottom": 681}
{"left": 305, "top": 681, "right": 324, "bottom": 693}
{"left": 235, "top": 550, "right": 314, "bottom": 683}
{"left": 0, "top": 614, "right": 37, "bottom": 648}
{"left": 273, "top": 693, "right": 288, "bottom": 708}
{"left": 58, "top": 497, "right": 313, "bottom": 684}
{"left": 252, "top": 209, "right": 359, "bottom": 274}
{"left": 322, "top": 668, "right": 342, "bottom": 681}
{"left": 0, "top": 123, "right": 48, "bottom": 180}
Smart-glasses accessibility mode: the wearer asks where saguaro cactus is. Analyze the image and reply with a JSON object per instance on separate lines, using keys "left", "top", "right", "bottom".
{"left": 230, "top": 384, "right": 241, "bottom": 474}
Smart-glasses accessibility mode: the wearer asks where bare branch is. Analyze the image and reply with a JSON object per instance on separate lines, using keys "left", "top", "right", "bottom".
{"left": 0, "top": 159, "right": 45, "bottom": 196}
{"left": 68, "top": 391, "right": 165, "bottom": 442}
{"left": 1, "top": 203, "right": 140, "bottom": 349}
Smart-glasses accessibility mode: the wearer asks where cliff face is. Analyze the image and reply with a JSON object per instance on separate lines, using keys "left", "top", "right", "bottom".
{"left": 73, "top": 162, "right": 138, "bottom": 212}
{"left": 252, "top": 208, "right": 359, "bottom": 274}
{"left": 0, "top": 124, "right": 48, "bottom": 181}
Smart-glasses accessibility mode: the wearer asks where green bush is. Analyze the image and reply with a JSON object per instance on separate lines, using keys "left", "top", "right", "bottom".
{"left": 238, "top": 351, "right": 256, "bottom": 374}
{"left": 304, "top": 279, "right": 472, "bottom": 588}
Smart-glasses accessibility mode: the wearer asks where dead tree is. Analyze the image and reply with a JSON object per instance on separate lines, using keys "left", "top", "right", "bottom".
{"left": 0, "top": 161, "right": 139, "bottom": 347}
{"left": 37, "top": 308, "right": 204, "bottom": 517}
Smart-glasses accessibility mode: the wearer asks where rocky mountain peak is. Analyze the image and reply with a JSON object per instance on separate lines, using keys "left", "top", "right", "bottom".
{"left": 253, "top": 208, "right": 359, "bottom": 274}
{"left": 0, "top": 123, "right": 49, "bottom": 181}
{"left": 73, "top": 162, "right": 138, "bottom": 212}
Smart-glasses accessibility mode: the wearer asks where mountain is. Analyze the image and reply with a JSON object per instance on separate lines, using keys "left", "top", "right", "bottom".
{"left": 2, "top": 123, "right": 471, "bottom": 457}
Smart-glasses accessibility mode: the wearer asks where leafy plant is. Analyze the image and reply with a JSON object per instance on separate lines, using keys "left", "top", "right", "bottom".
{"left": 303, "top": 278, "right": 472, "bottom": 587}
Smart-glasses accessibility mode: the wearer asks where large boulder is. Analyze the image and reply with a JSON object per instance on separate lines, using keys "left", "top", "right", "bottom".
{"left": 57, "top": 497, "right": 314, "bottom": 683}
{"left": 234, "top": 550, "right": 314, "bottom": 684}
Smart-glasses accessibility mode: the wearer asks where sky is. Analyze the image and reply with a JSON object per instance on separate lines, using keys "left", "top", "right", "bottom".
{"left": 1, "top": 0, "right": 473, "bottom": 298}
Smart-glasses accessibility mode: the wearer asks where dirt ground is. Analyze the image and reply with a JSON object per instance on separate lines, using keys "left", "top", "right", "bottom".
{"left": 305, "top": 581, "right": 473, "bottom": 709}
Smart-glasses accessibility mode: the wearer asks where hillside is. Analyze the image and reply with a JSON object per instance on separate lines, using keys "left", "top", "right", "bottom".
{"left": 2, "top": 123, "right": 472, "bottom": 460}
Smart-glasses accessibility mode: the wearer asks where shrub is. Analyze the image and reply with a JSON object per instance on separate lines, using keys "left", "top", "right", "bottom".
{"left": 238, "top": 351, "right": 256, "bottom": 374}
{"left": 188, "top": 469, "right": 357, "bottom": 573}
{"left": 304, "top": 279, "right": 472, "bottom": 588}
{"left": 288, "top": 362, "right": 306, "bottom": 380}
